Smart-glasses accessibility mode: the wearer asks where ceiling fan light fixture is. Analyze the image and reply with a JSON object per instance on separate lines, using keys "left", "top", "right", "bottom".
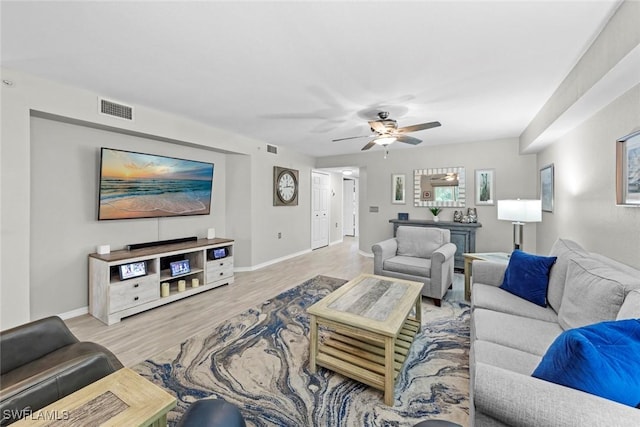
{"left": 374, "top": 136, "right": 397, "bottom": 146}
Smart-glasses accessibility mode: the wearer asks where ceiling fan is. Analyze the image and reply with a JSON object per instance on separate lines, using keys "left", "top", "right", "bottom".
{"left": 332, "top": 111, "right": 441, "bottom": 151}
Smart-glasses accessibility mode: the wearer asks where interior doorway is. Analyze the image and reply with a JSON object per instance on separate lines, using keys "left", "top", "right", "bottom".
{"left": 311, "top": 171, "right": 330, "bottom": 249}
{"left": 343, "top": 177, "right": 359, "bottom": 237}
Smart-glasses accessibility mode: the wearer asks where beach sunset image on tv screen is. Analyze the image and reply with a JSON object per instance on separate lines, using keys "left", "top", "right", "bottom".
{"left": 98, "top": 148, "right": 214, "bottom": 220}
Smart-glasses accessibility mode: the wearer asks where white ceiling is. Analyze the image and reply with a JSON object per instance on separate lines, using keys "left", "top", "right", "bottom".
{"left": 1, "top": 0, "right": 621, "bottom": 157}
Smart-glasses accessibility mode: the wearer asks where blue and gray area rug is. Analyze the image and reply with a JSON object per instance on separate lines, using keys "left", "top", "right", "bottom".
{"left": 134, "top": 275, "right": 470, "bottom": 426}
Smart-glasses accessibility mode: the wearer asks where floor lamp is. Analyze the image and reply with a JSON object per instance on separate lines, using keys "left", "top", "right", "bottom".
{"left": 497, "top": 199, "right": 542, "bottom": 251}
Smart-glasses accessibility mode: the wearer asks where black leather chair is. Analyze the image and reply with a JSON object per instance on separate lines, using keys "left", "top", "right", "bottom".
{"left": 177, "top": 399, "right": 246, "bottom": 427}
{"left": 0, "top": 316, "right": 123, "bottom": 425}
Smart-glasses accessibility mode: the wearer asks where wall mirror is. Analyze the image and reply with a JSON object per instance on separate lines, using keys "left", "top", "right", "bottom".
{"left": 414, "top": 167, "right": 466, "bottom": 207}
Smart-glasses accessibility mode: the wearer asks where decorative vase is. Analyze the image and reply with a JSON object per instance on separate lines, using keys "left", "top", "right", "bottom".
{"left": 467, "top": 208, "right": 478, "bottom": 223}
{"left": 433, "top": 216, "right": 440, "bottom": 222}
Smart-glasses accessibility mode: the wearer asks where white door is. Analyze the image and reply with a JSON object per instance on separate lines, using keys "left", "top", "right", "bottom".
{"left": 311, "top": 172, "right": 330, "bottom": 249}
{"left": 343, "top": 179, "right": 355, "bottom": 236}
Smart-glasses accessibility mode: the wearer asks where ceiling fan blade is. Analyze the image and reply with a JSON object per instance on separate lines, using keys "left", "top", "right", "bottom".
{"left": 361, "top": 141, "right": 377, "bottom": 151}
{"left": 396, "top": 135, "right": 422, "bottom": 145}
{"left": 368, "top": 120, "right": 388, "bottom": 133}
{"left": 332, "top": 134, "right": 374, "bottom": 142}
{"left": 397, "top": 121, "right": 441, "bottom": 133}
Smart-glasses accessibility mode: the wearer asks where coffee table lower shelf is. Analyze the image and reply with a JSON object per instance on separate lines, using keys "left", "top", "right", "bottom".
{"left": 313, "top": 317, "right": 420, "bottom": 403}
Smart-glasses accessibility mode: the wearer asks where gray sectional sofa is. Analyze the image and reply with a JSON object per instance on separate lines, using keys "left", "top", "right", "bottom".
{"left": 470, "top": 239, "right": 640, "bottom": 427}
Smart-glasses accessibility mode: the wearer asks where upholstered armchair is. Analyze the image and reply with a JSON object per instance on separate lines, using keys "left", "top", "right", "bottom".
{"left": 372, "top": 226, "right": 456, "bottom": 306}
{"left": 0, "top": 316, "right": 123, "bottom": 425}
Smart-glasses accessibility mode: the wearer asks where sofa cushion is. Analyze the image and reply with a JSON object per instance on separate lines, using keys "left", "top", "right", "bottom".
{"left": 618, "top": 290, "right": 640, "bottom": 320}
{"left": 473, "top": 340, "right": 541, "bottom": 376}
{"left": 473, "top": 308, "right": 563, "bottom": 356}
{"left": 396, "top": 226, "right": 448, "bottom": 259}
{"left": 383, "top": 256, "right": 431, "bottom": 277}
{"left": 546, "top": 238, "right": 588, "bottom": 313}
{"left": 532, "top": 319, "right": 640, "bottom": 408}
{"left": 500, "top": 250, "right": 557, "bottom": 307}
{"left": 472, "top": 283, "right": 558, "bottom": 323}
{"left": 558, "top": 257, "right": 636, "bottom": 330}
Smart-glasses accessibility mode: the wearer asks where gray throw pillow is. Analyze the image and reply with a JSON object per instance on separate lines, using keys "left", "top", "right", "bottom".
{"left": 558, "top": 257, "right": 637, "bottom": 330}
{"left": 547, "top": 238, "right": 588, "bottom": 313}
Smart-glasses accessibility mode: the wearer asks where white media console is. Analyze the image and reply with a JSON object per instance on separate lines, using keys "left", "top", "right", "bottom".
{"left": 89, "top": 238, "right": 234, "bottom": 325}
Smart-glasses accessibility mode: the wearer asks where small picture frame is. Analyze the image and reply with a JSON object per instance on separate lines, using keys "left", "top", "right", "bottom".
{"left": 540, "top": 164, "right": 554, "bottom": 212}
{"left": 398, "top": 212, "right": 409, "bottom": 220}
{"left": 475, "top": 169, "right": 495, "bottom": 206}
{"left": 119, "top": 261, "right": 147, "bottom": 281}
{"left": 391, "top": 173, "right": 406, "bottom": 204}
{"left": 616, "top": 130, "right": 640, "bottom": 205}
{"left": 211, "top": 247, "right": 228, "bottom": 259}
{"left": 169, "top": 259, "right": 191, "bottom": 277}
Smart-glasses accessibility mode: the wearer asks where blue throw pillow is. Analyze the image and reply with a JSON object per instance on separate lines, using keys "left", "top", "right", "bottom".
{"left": 532, "top": 319, "right": 640, "bottom": 408}
{"left": 499, "top": 250, "right": 557, "bottom": 306}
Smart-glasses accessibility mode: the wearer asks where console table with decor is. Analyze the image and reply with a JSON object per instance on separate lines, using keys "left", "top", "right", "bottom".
{"left": 89, "top": 238, "right": 234, "bottom": 325}
{"left": 389, "top": 219, "right": 482, "bottom": 270}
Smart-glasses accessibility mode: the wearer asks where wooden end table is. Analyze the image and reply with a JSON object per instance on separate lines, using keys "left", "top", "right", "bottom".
{"left": 307, "top": 273, "right": 423, "bottom": 405}
{"left": 463, "top": 252, "right": 510, "bottom": 300}
{"left": 12, "top": 368, "right": 176, "bottom": 427}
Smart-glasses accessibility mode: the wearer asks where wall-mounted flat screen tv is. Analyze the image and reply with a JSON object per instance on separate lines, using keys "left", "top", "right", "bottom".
{"left": 98, "top": 147, "right": 214, "bottom": 220}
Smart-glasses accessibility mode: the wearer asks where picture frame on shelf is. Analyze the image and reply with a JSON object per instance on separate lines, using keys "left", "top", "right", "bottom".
{"left": 616, "top": 130, "right": 640, "bottom": 205}
{"left": 540, "top": 164, "right": 554, "bottom": 212}
{"left": 392, "top": 173, "right": 406, "bottom": 204}
{"left": 475, "top": 169, "right": 495, "bottom": 206}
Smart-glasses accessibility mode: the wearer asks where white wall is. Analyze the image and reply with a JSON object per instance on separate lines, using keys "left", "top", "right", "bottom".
{"left": 317, "top": 138, "right": 538, "bottom": 255}
{"left": 0, "top": 68, "right": 314, "bottom": 328}
{"left": 536, "top": 84, "right": 640, "bottom": 267}
{"left": 249, "top": 145, "right": 315, "bottom": 267}
{"left": 29, "top": 117, "right": 227, "bottom": 318}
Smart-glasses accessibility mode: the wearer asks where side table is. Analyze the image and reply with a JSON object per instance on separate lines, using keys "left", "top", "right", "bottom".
{"left": 463, "top": 252, "right": 510, "bottom": 300}
{"left": 12, "top": 368, "right": 176, "bottom": 427}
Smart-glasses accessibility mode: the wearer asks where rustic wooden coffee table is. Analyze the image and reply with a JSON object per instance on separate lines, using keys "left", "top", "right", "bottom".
{"left": 12, "top": 368, "right": 176, "bottom": 426}
{"left": 307, "top": 273, "right": 423, "bottom": 405}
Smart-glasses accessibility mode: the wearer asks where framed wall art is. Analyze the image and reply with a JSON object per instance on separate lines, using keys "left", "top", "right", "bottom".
{"left": 540, "top": 164, "right": 554, "bottom": 212}
{"left": 616, "top": 130, "right": 640, "bottom": 205}
{"left": 475, "top": 169, "right": 495, "bottom": 206}
{"left": 392, "top": 173, "right": 406, "bottom": 204}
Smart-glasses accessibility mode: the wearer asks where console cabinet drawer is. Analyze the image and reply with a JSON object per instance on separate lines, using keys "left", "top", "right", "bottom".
{"left": 206, "top": 257, "right": 234, "bottom": 283}
{"left": 109, "top": 278, "right": 158, "bottom": 313}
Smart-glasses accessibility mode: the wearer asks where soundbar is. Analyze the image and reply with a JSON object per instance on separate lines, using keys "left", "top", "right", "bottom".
{"left": 127, "top": 236, "right": 197, "bottom": 251}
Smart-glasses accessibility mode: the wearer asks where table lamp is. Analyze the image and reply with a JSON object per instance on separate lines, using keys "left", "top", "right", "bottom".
{"left": 497, "top": 199, "right": 542, "bottom": 251}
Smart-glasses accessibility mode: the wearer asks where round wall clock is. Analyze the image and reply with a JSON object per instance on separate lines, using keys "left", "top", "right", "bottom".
{"left": 274, "top": 166, "right": 299, "bottom": 206}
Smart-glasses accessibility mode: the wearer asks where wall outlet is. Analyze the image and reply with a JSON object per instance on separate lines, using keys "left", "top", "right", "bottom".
{"left": 277, "top": 232, "right": 282, "bottom": 239}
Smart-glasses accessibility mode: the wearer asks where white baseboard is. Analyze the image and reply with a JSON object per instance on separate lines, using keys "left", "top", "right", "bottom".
{"left": 234, "top": 248, "right": 313, "bottom": 272}
{"left": 329, "top": 238, "right": 344, "bottom": 246}
{"left": 58, "top": 306, "right": 89, "bottom": 320}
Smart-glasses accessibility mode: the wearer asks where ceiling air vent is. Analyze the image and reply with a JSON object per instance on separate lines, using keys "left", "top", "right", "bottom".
{"left": 266, "top": 144, "right": 278, "bottom": 154}
{"left": 98, "top": 97, "right": 134, "bottom": 121}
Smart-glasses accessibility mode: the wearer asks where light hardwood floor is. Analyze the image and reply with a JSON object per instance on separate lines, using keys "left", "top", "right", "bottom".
{"left": 66, "top": 237, "right": 464, "bottom": 367}
{"left": 67, "top": 237, "right": 371, "bottom": 366}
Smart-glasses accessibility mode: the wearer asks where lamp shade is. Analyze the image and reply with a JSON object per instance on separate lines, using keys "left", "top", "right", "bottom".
{"left": 497, "top": 199, "right": 542, "bottom": 222}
